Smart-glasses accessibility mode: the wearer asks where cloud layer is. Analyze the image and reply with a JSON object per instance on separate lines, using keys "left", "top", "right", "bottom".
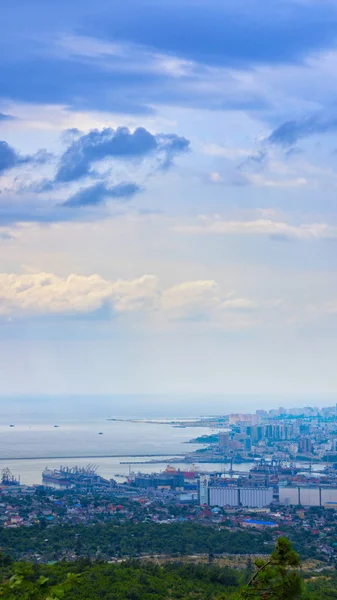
{"left": 175, "top": 217, "right": 337, "bottom": 241}
{"left": 0, "top": 272, "right": 256, "bottom": 326}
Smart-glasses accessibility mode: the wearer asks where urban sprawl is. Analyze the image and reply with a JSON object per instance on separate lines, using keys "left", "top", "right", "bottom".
{"left": 2, "top": 405, "right": 337, "bottom": 565}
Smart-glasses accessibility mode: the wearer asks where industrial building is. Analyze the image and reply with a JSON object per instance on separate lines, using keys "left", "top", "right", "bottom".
{"left": 279, "top": 486, "right": 337, "bottom": 507}
{"left": 131, "top": 471, "right": 185, "bottom": 490}
{"left": 199, "top": 477, "right": 273, "bottom": 507}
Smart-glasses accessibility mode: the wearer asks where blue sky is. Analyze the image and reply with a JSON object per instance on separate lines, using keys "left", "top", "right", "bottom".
{"left": 1, "top": 0, "right": 337, "bottom": 400}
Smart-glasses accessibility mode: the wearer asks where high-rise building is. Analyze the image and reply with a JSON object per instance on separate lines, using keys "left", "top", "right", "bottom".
{"left": 218, "top": 432, "right": 230, "bottom": 451}
{"left": 252, "top": 426, "right": 264, "bottom": 442}
{"left": 244, "top": 437, "right": 252, "bottom": 452}
{"left": 251, "top": 414, "right": 261, "bottom": 426}
{"left": 199, "top": 476, "right": 209, "bottom": 505}
{"left": 298, "top": 437, "right": 313, "bottom": 454}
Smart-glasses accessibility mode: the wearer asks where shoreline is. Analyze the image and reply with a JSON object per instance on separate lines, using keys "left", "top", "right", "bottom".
{"left": 0, "top": 453, "right": 185, "bottom": 461}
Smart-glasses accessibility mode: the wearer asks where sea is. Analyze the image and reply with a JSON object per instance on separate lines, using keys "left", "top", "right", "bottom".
{"left": 0, "top": 395, "right": 329, "bottom": 486}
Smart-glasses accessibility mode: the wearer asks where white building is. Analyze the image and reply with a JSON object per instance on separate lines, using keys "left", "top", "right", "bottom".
{"left": 279, "top": 486, "right": 337, "bottom": 507}
{"left": 199, "top": 476, "right": 209, "bottom": 505}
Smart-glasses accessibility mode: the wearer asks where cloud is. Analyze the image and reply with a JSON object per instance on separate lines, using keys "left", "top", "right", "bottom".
{"left": 0, "top": 271, "right": 256, "bottom": 327}
{"left": 62, "top": 182, "right": 141, "bottom": 207}
{"left": 0, "top": 141, "right": 51, "bottom": 176}
{"left": 246, "top": 174, "right": 307, "bottom": 188}
{"left": 174, "top": 217, "right": 337, "bottom": 241}
{"left": 88, "top": 0, "right": 337, "bottom": 67}
{"left": 61, "top": 128, "right": 83, "bottom": 144}
{"left": 2, "top": 1, "right": 337, "bottom": 118}
{"left": 0, "top": 228, "right": 15, "bottom": 241}
{"left": 0, "top": 273, "right": 159, "bottom": 316}
{"left": 161, "top": 280, "right": 255, "bottom": 321}
{"left": 0, "top": 123, "right": 186, "bottom": 224}
{"left": 55, "top": 126, "right": 190, "bottom": 183}
{"left": 0, "top": 113, "right": 15, "bottom": 122}
{"left": 268, "top": 111, "right": 337, "bottom": 146}
{"left": 0, "top": 141, "right": 29, "bottom": 175}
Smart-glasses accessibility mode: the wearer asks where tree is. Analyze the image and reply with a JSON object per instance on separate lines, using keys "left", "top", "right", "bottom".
{"left": 0, "top": 562, "right": 80, "bottom": 599}
{"left": 239, "top": 537, "right": 303, "bottom": 600}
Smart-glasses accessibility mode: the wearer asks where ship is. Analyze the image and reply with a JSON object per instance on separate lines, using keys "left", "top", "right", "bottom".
{"left": 42, "top": 464, "right": 110, "bottom": 488}
{"left": 42, "top": 468, "right": 74, "bottom": 487}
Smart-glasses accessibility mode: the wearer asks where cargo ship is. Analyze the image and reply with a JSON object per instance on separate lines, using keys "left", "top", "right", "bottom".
{"left": 42, "top": 465, "right": 110, "bottom": 488}
{"left": 42, "top": 468, "right": 73, "bottom": 487}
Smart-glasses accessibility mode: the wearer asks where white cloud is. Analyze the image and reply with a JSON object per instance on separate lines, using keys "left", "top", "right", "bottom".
{"left": 0, "top": 272, "right": 255, "bottom": 324}
{"left": 55, "top": 33, "right": 194, "bottom": 79}
{"left": 174, "top": 217, "right": 337, "bottom": 240}
{"left": 209, "top": 171, "right": 223, "bottom": 183}
{"left": 0, "top": 273, "right": 159, "bottom": 316}
{"left": 203, "top": 143, "right": 253, "bottom": 160}
{"left": 162, "top": 280, "right": 255, "bottom": 318}
{"left": 246, "top": 174, "right": 308, "bottom": 188}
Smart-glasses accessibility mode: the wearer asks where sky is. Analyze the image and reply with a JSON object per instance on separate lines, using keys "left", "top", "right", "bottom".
{"left": 1, "top": 0, "right": 337, "bottom": 399}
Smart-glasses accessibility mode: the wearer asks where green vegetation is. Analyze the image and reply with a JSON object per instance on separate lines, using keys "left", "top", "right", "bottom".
{"left": 0, "top": 537, "right": 336, "bottom": 599}
{"left": 241, "top": 537, "right": 303, "bottom": 600}
{"left": 0, "top": 522, "right": 274, "bottom": 561}
{"left": 0, "top": 560, "right": 242, "bottom": 599}
{"left": 188, "top": 433, "right": 220, "bottom": 443}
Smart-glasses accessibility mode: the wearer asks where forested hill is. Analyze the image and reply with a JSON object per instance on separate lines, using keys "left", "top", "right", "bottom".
{"left": 0, "top": 538, "right": 336, "bottom": 599}
{"left": 0, "top": 521, "right": 275, "bottom": 562}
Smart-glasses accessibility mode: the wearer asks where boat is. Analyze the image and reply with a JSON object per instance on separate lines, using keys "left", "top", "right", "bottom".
{"left": 54, "top": 425, "right": 59, "bottom": 428}
{"left": 9, "top": 424, "right": 15, "bottom": 428}
{"left": 42, "top": 468, "right": 73, "bottom": 487}
{"left": 98, "top": 432, "right": 103, "bottom": 435}
{"left": 42, "top": 465, "right": 110, "bottom": 488}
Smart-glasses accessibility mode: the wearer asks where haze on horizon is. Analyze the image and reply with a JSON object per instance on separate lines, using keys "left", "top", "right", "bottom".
{"left": 1, "top": 0, "right": 337, "bottom": 399}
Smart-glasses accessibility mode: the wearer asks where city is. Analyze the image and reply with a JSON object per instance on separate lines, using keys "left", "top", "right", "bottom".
{"left": 2, "top": 405, "right": 337, "bottom": 571}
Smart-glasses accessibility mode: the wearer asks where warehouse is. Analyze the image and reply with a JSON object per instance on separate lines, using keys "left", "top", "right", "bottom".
{"left": 199, "top": 480, "right": 273, "bottom": 507}
{"left": 279, "top": 486, "right": 337, "bottom": 506}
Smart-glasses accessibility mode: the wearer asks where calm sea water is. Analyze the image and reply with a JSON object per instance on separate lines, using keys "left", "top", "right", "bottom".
{"left": 0, "top": 395, "right": 224, "bottom": 484}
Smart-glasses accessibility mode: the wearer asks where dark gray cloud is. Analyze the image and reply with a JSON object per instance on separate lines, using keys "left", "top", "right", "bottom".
{"left": 268, "top": 112, "right": 337, "bottom": 146}
{"left": 55, "top": 127, "right": 190, "bottom": 183}
{"left": 62, "top": 181, "right": 141, "bottom": 207}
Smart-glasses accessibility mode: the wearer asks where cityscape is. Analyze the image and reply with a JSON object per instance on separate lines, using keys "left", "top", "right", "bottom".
{"left": 1, "top": 404, "right": 337, "bottom": 571}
